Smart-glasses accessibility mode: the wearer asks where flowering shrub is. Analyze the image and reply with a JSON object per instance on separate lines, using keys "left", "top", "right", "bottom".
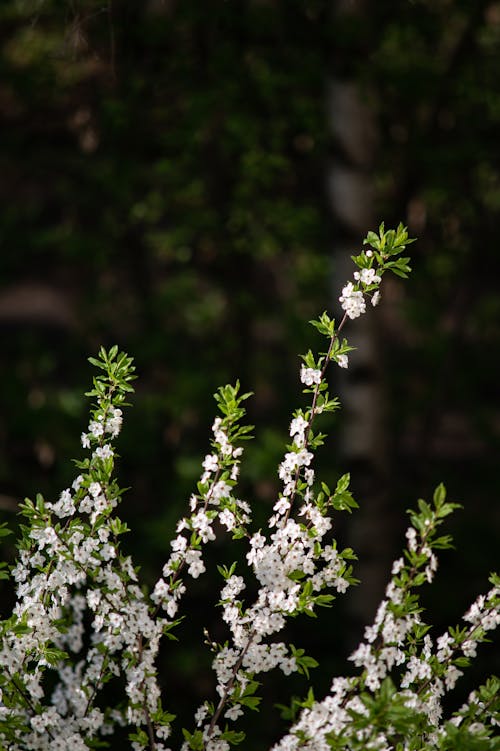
{"left": 0, "top": 224, "right": 498, "bottom": 751}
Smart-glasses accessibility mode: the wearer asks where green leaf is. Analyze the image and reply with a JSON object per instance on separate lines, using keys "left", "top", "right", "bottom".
{"left": 182, "top": 728, "right": 204, "bottom": 750}
{"left": 335, "top": 473, "right": 350, "bottom": 494}
{"left": 433, "top": 483, "right": 446, "bottom": 506}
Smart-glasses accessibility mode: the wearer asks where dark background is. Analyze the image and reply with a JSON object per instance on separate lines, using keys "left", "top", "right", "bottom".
{"left": 0, "top": 1, "right": 499, "bottom": 748}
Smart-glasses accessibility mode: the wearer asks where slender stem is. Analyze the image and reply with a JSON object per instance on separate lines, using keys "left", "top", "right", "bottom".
{"left": 307, "top": 310, "right": 349, "bottom": 441}
{"left": 145, "top": 705, "right": 157, "bottom": 751}
{"left": 207, "top": 629, "right": 257, "bottom": 738}
{"left": 284, "top": 311, "right": 349, "bottom": 524}
{"left": 204, "top": 315, "right": 354, "bottom": 744}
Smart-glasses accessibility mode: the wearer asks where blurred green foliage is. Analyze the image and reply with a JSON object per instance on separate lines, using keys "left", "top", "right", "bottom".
{"left": 0, "top": 0, "right": 332, "bottom": 533}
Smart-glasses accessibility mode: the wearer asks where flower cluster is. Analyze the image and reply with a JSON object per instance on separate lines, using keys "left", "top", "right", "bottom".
{"left": 273, "top": 488, "right": 500, "bottom": 751}
{"left": 0, "top": 356, "right": 258, "bottom": 751}
{"left": 339, "top": 257, "right": 382, "bottom": 319}
{"left": 1, "top": 225, "right": 498, "bottom": 751}
{"left": 152, "top": 405, "right": 250, "bottom": 617}
{"left": 338, "top": 224, "right": 411, "bottom": 322}
{"left": 339, "top": 282, "right": 366, "bottom": 319}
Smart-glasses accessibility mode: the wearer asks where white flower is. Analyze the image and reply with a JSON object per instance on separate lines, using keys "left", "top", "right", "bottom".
{"left": 171, "top": 535, "right": 187, "bottom": 552}
{"left": 336, "top": 354, "right": 348, "bottom": 369}
{"left": 220, "top": 575, "right": 245, "bottom": 601}
{"left": 192, "top": 510, "right": 215, "bottom": 543}
{"left": 273, "top": 497, "right": 290, "bottom": 515}
{"left": 105, "top": 408, "right": 123, "bottom": 437}
{"left": 300, "top": 365, "right": 322, "bottom": 386}
{"left": 445, "top": 664, "right": 463, "bottom": 690}
{"left": 219, "top": 508, "right": 236, "bottom": 531}
{"left": 89, "top": 420, "right": 104, "bottom": 438}
{"left": 464, "top": 595, "right": 485, "bottom": 624}
{"left": 371, "top": 290, "right": 381, "bottom": 306}
{"left": 185, "top": 549, "right": 205, "bottom": 578}
{"left": 195, "top": 704, "right": 209, "bottom": 727}
{"left": 224, "top": 704, "right": 243, "bottom": 721}
{"left": 405, "top": 526, "right": 418, "bottom": 551}
{"left": 469, "top": 722, "right": 486, "bottom": 734}
{"left": 202, "top": 454, "right": 218, "bottom": 472}
{"left": 94, "top": 444, "right": 114, "bottom": 460}
{"left": 189, "top": 494, "right": 198, "bottom": 512}
{"left": 462, "top": 639, "right": 477, "bottom": 658}
{"left": 250, "top": 532, "right": 266, "bottom": 549}
{"left": 30, "top": 526, "right": 58, "bottom": 550}
{"left": 100, "top": 544, "right": 116, "bottom": 561}
{"left": 51, "top": 488, "right": 75, "bottom": 518}
{"left": 353, "top": 267, "right": 381, "bottom": 285}
{"left": 391, "top": 557, "right": 404, "bottom": 575}
{"left": 89, "top": 482, "right": 102, "bottom": 498}
{"left": 304, "top": 468, "right": 314, "bottom": 485}
{"left": 72, "top": 474, "right": 84, "bottom": 491}
{"left": 339, "top": 282, "right": 366, "bottom": 319}
{"left": 211, "top": 481, "right": 232, "bottom": 502}
{"left": 289, "top": 415, "right": 309, "bottom": 438}
{"left": 334, "top": 577, "right": 349, "bottom": 593}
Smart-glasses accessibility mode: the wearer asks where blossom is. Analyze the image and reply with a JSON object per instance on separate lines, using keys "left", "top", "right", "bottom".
{"left": 94, "top": 444, "right": 114, "bottom": 460}
{"left": 192, "top": 510, "right": 215, "bottom": 542}
{"left": 219, "top": 508, "right": 236, "bottom": 531}
{"left": 89, "top": 481, "right": 102, "bottom": 498}
{"left": 273, "top": 497, "right": 291, "bottom": 515}
{"left": 334, "top": 577, "right": 349, "bottom": 593}
{"left": 7, "top": 240, "right": 500, "bottom": 751}
{"left": 185, "top": 549, "right": 205, "bottom": 578}
{"left": 195, "top": 704, "right": 209, "bottom": 727}
{"left": 105, "top": 407, "right": 123, "bottom": 437}
{"left": 289, "top": 415, "right": 309, "bottom": 444}
{"left": 336, "top": 354, "right": 348, "bottom": 369}
{"left": 405, "top": 526, "right": 418, "bottom": 551}
{"left": 304, "top": 468, "right": 314, "bottom": 485}
{"left": 89, "top": 419, "right": 104, "bottom": 438}
{"left": 353, "top": 268, "right": 381, "bottom": 285}
{"left": 224, "top": 704, "right": 243, "bottom": 721}
{"left": 171, "top": 535, "right": 188, "bottom": 552}
{"left": 436, "top": 633, "right": 453, "bottom": 662}
{"left": 339, "top": 282, "right": 366, "bottom": 319}
{"left": 72, "top": 474, "right": 84, "bottom": 491}
{"left": 300, "top": 365, "right": 322, "bottom": 386}
{"left": 445, "top": 664, "right": 463, "bottom": 690}
{"left": 49, "top": 488, "right": 75, "bottom": 518}
{"left": 391, "top": 557, "right": 404, "bottom": 575}
{"left": 203, "top": 454, "right": 218, "bottom": 472}
{"left": 220, "top": 575, "right": 245, "bottom": 601}
{"left": 211, "top": 480, "right": 232, "bottom": 503}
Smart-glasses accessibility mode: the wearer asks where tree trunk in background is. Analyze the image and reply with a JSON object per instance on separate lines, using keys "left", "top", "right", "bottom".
{"left": 328, "top": 0, "right": 395, "bottom": 637}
